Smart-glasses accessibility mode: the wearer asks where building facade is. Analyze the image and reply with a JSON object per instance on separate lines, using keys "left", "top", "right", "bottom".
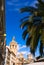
{"left": 5, "top": 37, "right": 34, "bottom": 65}
{"left": 4, "top": 37, "right": 18, "bottom": 65}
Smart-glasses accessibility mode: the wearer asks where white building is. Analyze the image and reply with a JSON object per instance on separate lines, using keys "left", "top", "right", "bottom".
{"left": 4, "top": 37, "right": 41, "bottom": 65}
{"left": 4, "top": 37, "right": 18, "bottom": 65}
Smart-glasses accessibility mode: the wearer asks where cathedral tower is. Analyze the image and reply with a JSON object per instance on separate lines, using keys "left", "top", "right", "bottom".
{"left": 10, "top": 37, "right": 18, "bottom": 55}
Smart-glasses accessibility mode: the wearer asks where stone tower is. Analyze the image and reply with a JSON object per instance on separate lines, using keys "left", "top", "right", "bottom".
{"left": 27, "top": 53, "right": 34, "bottom": 63}
{"left": 10, "top": 37, "right": 18, "bottom": 55}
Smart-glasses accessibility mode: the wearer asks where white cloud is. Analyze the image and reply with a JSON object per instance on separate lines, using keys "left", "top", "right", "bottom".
{"left": 17, "top": 44, "right": 28, "bottom": 55}
{"left": 17, "top": 44, "right": 31, "bottom": 58}
{"left": 21, "top": 51, "right": 30, "bottom": 55}
{"left": 20, "top": 45, "right": 26, "bottom": 49}
{"left": 17, "top": 52, "right": 20, "bottom": 55}
{"left": 17, "top": 51, "right": 31, "bottom": 56}
{"left": 17, "top": 51, "right": 27, "bottom": 55}
{"left": 20, "top": 51, "right": 27, "bottom": 54}
{"left": 17, "top": 45, "right": 26, "bottom": 51}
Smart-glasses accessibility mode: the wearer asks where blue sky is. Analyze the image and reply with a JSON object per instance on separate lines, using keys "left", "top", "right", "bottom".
{"left": 6, "top": 0, "right": 40, "bottom": 58}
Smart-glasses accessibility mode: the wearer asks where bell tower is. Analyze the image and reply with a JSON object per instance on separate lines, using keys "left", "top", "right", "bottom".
{"left": 10, "top": 37, "right": 18, "bottom": 55}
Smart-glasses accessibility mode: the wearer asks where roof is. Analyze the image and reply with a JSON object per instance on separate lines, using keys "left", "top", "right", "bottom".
{"left": 10, "top": 37, "right": 18, "bottom": 46}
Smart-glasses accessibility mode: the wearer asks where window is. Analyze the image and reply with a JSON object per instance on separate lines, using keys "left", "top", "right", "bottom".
{"left": 12, "top": 45, "right": 14, "bottom": 48}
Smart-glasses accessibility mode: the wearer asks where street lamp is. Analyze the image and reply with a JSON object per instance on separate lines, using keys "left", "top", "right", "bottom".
{"left": 0, "top": 0, "right": 6, "bottom": 65}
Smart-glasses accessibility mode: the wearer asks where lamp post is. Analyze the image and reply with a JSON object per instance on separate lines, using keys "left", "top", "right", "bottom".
{"left": 0, "top": 0, "right": 6, "bottom": 65}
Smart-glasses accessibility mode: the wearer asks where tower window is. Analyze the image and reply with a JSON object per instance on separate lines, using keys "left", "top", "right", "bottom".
{"left": 12, "top": 45, "right": 14, "bottom": 48}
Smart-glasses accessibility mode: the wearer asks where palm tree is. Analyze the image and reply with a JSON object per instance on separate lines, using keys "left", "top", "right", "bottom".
{"left": 20, "top": 0, "right": 44, "bottom": 57}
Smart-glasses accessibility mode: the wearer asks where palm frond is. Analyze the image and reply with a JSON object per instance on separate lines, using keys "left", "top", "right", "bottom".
{"left": 20, "top": 20, "right": 33, "bottom": 29}
{"left": 26, "top": 36, "right": 32, "bottom": 47}
{"left": 20, "top": 16, "right": 30, "bottom": 21}
{"left": 22, "top": 29, "right": 29, "bottom": 40}
{"left": 20, "top": 0, "right": 44, "bottom": 56}
{"left": 30, "top": 26, "right": 40, "bottom": 55}
{"left": 41, "top": 30, "right": 44, "bottom": 44}
{"left": 38, "top": 0, "right": 44, "bottom": 5}
{"left": 30, "top": 47, "right": 35, "bottom": 56}
{"left": 39, "top": 41, "right": 43, "bottom": 56}
{"left": 20, "top": 6, "right": 37, "bottom": 13}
